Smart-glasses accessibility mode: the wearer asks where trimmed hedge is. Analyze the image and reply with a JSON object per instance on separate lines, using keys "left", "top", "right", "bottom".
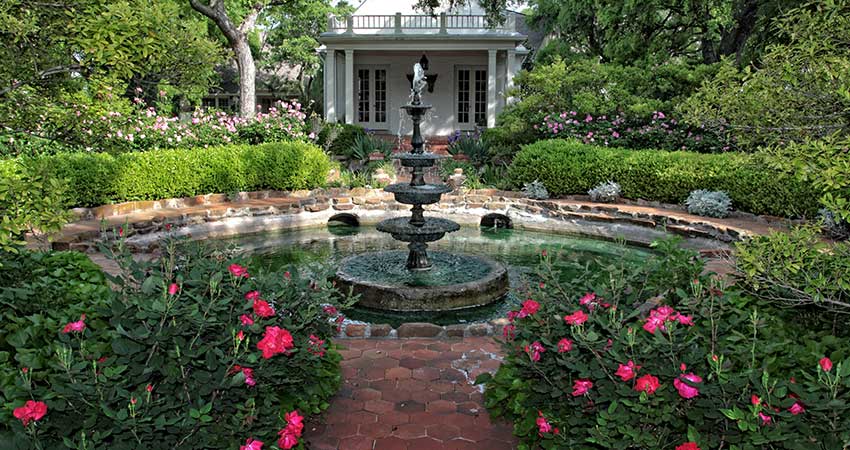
{"left": 0, "top": 142, "right": 330, "bottom": 207}
{"left": 508, "top": 139, "right": 819, "bottom": 217}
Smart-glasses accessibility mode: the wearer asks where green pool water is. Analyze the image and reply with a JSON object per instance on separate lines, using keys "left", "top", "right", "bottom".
{"left": 211, "top": 225, "right": 654, "bottom": 326}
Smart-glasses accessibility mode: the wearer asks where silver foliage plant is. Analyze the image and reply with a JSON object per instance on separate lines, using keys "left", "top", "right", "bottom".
{"left": 523, "top": 180, "right": 549, "bottom": 200}
{"left": 588, "top": 181, "right": 621, "bottom": 203}
{"left": 819, "top": 208, "right": 850, "bottom": 240}
{"left": 685, "top": 190, "right": 732, "bottom": 218}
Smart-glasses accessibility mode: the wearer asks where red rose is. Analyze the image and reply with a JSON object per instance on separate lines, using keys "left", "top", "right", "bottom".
{"left": 62, "top": 315, "right": 86, "bottom": 334}
{"left": 240, "top": 314, "right": 254, "bottom": 326}
{"left": 572, "top": 379, "right": 593, "bottom": 396}
{"left": 228, "top": 264, "right": 249, "bottom": 278}
{"left": 676, "top": 443, "right": 700, "bottom": 450}
{"left": 557, "top": 338, "right": 573, "bottom": 353}
{"left": 168, "top": 283, "right": 179, "bottom": 295}
{"left": 257, "top": 326, "right": 294, "bottom": 359}
{"left": 518, "top": 299, "right": 539, "bottom": 318}
{"left": 13, "top": 400, "right": 47, "bottom": 426}
{"left": 252, "top": 299, "right": 275, "bottom": 318}
{"left": 245, "top": 290, "right": 261, "bottom": 301}
{"left": 615, "top": 360, "right": 640, "bottom": 381}
{"left": 564, "top": 310, "right": 588, "bottom": 325}
{"left": 819, "top": 357, "right": 833, "bottom": 372}
{"left": 634, "top": 374, "right": 660, "bottom": 395}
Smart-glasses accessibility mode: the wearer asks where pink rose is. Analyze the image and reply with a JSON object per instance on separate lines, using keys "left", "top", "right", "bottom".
{"left": 245, "top": 291, "right": 261, "bottom": 301}
{"left": 525, "top": 341, "right": 545, "bottom": 362}
{"left": 751, "top": 394, "right": 761, "bottom": 406}
{"left": 758, "top": 412, "right": 772, "bottom": 425}
{"left": 13, "top": 400, "right": 48, "bottom": 426}
{"left": 616, "top": 360, "right": 640, "bottom": 381}
{"left": 788, "top": 401, "right": 805, "bottom": 415}
{"left": 572, "top": 379, "right": 593, "bottom": 396}
{"left": 62, "top": 315, "right": 87, "bottom": 334}
{"left": 168, "top": 283, "right": 179, "bottom": 295}
{"left": 564, "top": 310, "right": 588, "bottom": 326}
{"left": 252, "top": 299, "right": 275, "bottom": 318}
{"left": 240, "top": 438, "right": 263, "bottom": 450}
{"left": 322, "top": 305, "right": 338, "bottom": 316}
{"left": 277, "top": 432, "right": 298, "bottom": 450}
{"left": 518, "top": 299, "right": 540, "bottom": 318}
{"left": 228, "top": 264, "right": 249, "bottom": 278}
{"left": 557, "top": 338, "right": 573, "bottom": 353}
{"left": 257, "top": 326, "right": 294, "bottom": 359}
{"left": 634, "top": 374, "right": 660, "bottom": 395}
{"left": 536, "top": 411, "right": 553, "bottom": 434}
{"left": 673, "top": 313, "right": 694, "bottom": 326}
{"left": 240, "top": 314, "right": 254, "bottom": 326}
{"left": 579, "top": 292, "right": 597, "bottom": 309}
{"left": 819, "top": 357, "right": 833, "bottom": 372}
{"left": 673, "top": 373, "right": 702, "bottom": 399}
{"left": 676, "top": 443, "right": 700, "bottom": 450}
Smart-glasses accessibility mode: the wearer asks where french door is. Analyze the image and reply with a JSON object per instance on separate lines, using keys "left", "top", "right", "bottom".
{"left": 456, "top": 67, "right": 487, "bottom": 129}
{"left": 355, "top": 66, "right": 388, "bottom": 129}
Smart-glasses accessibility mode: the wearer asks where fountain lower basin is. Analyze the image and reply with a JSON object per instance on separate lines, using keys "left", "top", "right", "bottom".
{"left": 335, "top": 251, "right": 509, "bottom": 311}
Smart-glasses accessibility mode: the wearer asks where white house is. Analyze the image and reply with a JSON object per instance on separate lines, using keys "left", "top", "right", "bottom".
{"left": 318, "top": 0, "right": 528, "bottom": 137}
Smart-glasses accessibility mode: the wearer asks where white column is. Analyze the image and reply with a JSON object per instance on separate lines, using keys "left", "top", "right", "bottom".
{"left": 506, "top": 49, "right": 517, "bottom": 105}
{"left": 487, "top": 49, "right": 497, "bottom": 128}
{"left": 344, "top": 49, "right": 354, "bottom": 125}
{"left": 324, "top": 49, "right": 336, "bottom": 123}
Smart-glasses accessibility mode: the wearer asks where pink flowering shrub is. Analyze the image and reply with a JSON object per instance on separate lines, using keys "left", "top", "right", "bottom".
{"left": 478, "top": 241, "right": 850, "bottom": 449}
{"left": 1, "top": 237, "right": 351, "bottom": 449}
{"left": 536, "top": 111, "right": 728, "bottom": 153}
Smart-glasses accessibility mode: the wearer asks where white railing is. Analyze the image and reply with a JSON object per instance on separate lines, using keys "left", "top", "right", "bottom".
{"left": 328, "top": 13, "right": 514, "bottom": 33}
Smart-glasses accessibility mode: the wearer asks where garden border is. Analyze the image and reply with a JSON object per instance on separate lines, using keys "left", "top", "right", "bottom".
{"left": 55, "top": 188, "right": 790, "bottom": 339}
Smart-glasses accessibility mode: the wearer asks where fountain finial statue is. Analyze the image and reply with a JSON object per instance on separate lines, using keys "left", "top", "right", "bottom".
{"left": 412, "top": 62, "right": 427, "bottom": 105}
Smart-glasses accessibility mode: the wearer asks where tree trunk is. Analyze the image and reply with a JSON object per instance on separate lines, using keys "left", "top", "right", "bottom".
{"left": 233, "top": 37, "right": 257, "bottom": 117}
{"left": 719, "top": 0, "right": 760, "bottom": 66}
{"left": 189, "top": 0, "right": 259, "bottom": 118}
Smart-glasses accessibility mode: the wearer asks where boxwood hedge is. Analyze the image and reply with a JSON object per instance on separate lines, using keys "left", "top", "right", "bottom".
{"left": 508, "top": 139, "right": 819, "bottom": 217}
{"left": 0, "top": 142, "right": 330, "bottom": 207}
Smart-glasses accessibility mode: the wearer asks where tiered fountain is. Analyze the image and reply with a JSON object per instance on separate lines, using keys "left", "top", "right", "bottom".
{"left": 335, "top": 62, "right": 508, "bottom": 312}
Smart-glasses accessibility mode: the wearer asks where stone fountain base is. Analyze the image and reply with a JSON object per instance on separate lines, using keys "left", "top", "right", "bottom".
{"left": 335, "top": 251, "right": 509, "bottom": 311}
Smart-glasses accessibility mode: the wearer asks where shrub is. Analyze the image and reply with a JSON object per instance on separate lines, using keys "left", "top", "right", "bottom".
{"left": 0, "top": 239, "right": 350, "bottom": 449}
{"left": 588, "top": 181, "right": 621, "bottom": 203}
{"left": 538, "top": 111, "right": 728, "bottom": 153}
{"left": 478, "top": 240, "right": 850, "bottom": 449}
{"left": 0, "top": 250, "right": 110, "bottom": 368}
{"left": 486, "top": 58, "right": 720, "bottom": 158}
{"left": 350, "top": 133, "right": 393, "bottom": 162}
{"left": 686, "top": 190, "right": 732, "bottom": 218}
{"left": 522, "top": 180, "right": 549, "bottom": 200}
{"left": 508, "top": 139, "right": 819, "bottom": 217}
{"left": 0, "top": 159, "right": 71, "bottom": 252}
{"left": 1, "top": 141, "right": 330, "bottom": 207}
{"left": 735, "top": 226, "right": 850, "bottom": 315}
{"left": 317, "top": 123, "right": 366, "bottom": 157}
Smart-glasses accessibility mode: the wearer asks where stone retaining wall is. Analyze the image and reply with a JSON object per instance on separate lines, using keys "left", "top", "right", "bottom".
{"left": 56, "top": 188, "right": 784, "bottom": 254}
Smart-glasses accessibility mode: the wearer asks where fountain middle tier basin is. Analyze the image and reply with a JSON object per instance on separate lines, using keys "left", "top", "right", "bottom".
{"left": 335, "top": 250, "right": 509, "bottom": 311}
{"left": 376, "top": 217, "right": 460, "bottom": 243}
{"left": 393, "top": 153, "right": 447, "bottom": 168}
{"left": 383, "top": 183, "right": 453, "bottom": 205}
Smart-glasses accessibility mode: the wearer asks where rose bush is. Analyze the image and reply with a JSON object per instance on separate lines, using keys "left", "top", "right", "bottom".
{"left": 1, "top": 237, "right": 352, "bottom": 449}
{"left": 478, "top": 240, "right": 850, "bottom": 450}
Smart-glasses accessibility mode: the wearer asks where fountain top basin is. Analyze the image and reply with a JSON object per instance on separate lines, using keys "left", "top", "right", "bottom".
{"left": 376, "top": 217, "right": 460, "bottom": 243}
{"left": 384, "top": 183, "right": 452, "bottom": 205}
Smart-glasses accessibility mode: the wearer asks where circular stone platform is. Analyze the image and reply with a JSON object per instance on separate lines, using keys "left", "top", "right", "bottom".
{"left": 335, "top": 250, "right": 509, "bottom": 311}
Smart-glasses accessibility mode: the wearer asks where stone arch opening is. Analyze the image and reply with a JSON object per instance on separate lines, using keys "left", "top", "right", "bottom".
{"left": 480, "top": 213, "right": 512, "bottom": 229}
{"left": 328, "top": 213, "right": 360, "bottom": 227}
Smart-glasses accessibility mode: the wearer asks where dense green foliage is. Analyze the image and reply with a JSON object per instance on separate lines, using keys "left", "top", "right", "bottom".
{"left": 478, "top": 240, "right": 850, "bottom": 449}
{"left": 736, "top": 226, "right": 850, "bottom": 315}
{"left": 0, "top": 0, "right": 223, "bottom": 150}
{"left": 680, "top": 1, "right": 850, "bottom": 148}
{"left": 0, "top": 142, "right": 330, "bottom": 207}
{"left": 317, "top": 123, "right": 367, "bottom": 157}
{"left": 508, "top": 140, "right": 818, "bottom": 217}
{"left": 488, "top": 58, "right": 721, "bottom": 157}
{"left": 0, "top": 250, "right": 110, "bottom": 368}
{"left": 1, "top": 240, "right": 348, "bottom": 449}
{"left": 764, "top": 137, "right": 850, "bottom": 223}
{"left": 0, "top": 160, "right": 71, "bottom": 253}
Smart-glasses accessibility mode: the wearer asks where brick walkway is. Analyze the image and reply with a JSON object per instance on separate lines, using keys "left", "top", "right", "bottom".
{"left": 303, "top": 337, "right": 517, "bottom": 450}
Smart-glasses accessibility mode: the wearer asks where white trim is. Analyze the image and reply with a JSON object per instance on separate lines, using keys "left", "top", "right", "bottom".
{"left": 487, "top": 49, "right": 497, "bottom": 128}
{"left": 344, "top": 50, "right": 355, "bottom": 124}
{"left": 324, "top": 50, "right": 337, "bottom": 122}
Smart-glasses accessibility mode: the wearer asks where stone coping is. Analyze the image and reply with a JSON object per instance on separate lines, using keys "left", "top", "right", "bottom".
{"left": 55, "top": 188, "right": 788, "bottom": 254}
{"left": 59, "top": 188, "right": 777, "bottom": 338}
